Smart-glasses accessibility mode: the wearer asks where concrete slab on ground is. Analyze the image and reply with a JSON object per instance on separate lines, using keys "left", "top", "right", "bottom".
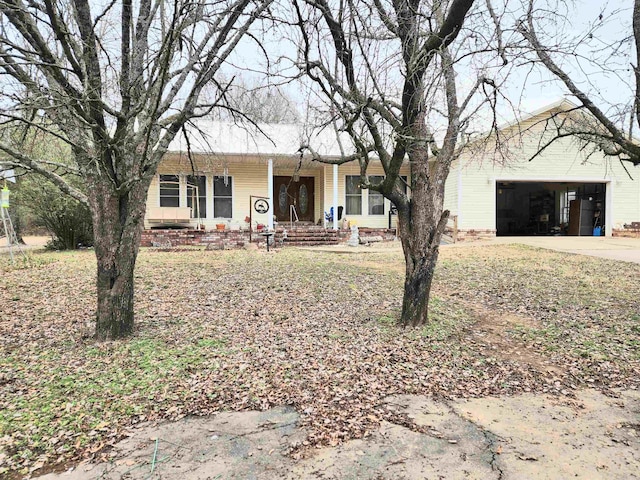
{"left": 460, "top": 236, "right": 640, "bottom": 264}
{"left": 38, "top": 388, "right": 640, "bottom": 480}
{"left": 300, "top": 236, "right": 640, "bottom": 264}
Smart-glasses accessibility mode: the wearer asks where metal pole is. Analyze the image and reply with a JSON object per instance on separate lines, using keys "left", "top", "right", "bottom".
{"left": 267, "top": 159, "right": 274, "bottom": 230}
{"left": 249, "top": 196, "right": 252, "bottom": 243}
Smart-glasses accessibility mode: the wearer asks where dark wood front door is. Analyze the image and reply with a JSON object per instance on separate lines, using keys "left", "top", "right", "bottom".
{"left": 273, "top": 176, "right": 315, "bottom": 222}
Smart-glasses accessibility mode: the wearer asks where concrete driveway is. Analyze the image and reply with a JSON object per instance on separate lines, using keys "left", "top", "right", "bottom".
{"left": 314, "top": 235, "right": 640, "bottom": 265}
{"left": 37, "top": 388, "right": 640, "bottom": 480}
{"left": 475, "top": 236, "right": 640, "bottom": 264}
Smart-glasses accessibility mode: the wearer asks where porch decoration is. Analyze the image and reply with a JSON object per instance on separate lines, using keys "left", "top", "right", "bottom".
{"left": 347, "top": 225, "right": 359, "bottom": 247}
{"left": 223, "top": 164, "right": 229, "bottom": 187}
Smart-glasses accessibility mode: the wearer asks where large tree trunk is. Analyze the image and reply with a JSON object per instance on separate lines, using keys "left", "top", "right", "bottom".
{"left": 396, "top": 151, "right": 450, "bottom": 327}
{"left": 397, "top": 207, "right": 449, "bottom": 327}
{"left": 89, "top": 177, "right": 150, "bottom": 340}
{"left": 399, "top": 240, "right": 441, "bottom": 327}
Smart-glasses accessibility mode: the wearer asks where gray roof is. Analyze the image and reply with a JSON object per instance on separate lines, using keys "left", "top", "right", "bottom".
{"left": 167, "top": 120, "right": 351, "bottom": 158}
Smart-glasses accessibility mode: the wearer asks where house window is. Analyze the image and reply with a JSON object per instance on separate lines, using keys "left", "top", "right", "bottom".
{"left": 345, "top": 175, "right": 361, "bottom": 215}
{"left": 187, "top": 175, "right": 207, "bottom": 218}
{"left": 368, "top": 175, "right": 384, "bottom": 215}
{"left": 159, "top": 175, "right": 180, "bottom": 207}
{"left": 213, "top": 176, "right": 232, "bottom": 218}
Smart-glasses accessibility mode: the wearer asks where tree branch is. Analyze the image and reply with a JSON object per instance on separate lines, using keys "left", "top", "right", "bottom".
{"left": 0, "top": 142, "right": 88, "bottom": 205}
{"left": 520, "top": 1, "right": 640, "bottom": 165}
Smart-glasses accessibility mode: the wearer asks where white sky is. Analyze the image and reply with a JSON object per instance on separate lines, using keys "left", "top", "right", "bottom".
{"left": 222, "top": 0, "right": 634, "bottom": 130}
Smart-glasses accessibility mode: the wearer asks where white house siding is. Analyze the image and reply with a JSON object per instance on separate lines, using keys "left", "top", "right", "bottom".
{"left": 443, "top": 161, "right": 459, "bottom": 218}
{"left": 455, "top": 112, "right": 640, "bottom": 236}
{"left": 322, "top": 163, "right": 411, "bottom": 229}
{"left": 146, "top": 154, "right": 324, "bottom": 229}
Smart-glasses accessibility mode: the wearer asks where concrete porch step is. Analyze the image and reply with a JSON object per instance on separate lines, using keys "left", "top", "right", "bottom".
{"left": 273, "top": 227, "right": 342, "bottom": 247}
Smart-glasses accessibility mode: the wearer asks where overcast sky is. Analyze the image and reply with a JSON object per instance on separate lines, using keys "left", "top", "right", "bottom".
{"left": 220, "top": 0, "right": 633, "bottom": 131}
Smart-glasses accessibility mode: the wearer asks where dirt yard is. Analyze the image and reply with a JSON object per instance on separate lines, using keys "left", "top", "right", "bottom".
{"left": 1, "top": 243, "right": 639, "bottom": 478}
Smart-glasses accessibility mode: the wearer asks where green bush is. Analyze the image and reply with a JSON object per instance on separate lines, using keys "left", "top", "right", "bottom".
{"left": 16, "top": 175, "right": 93, "bottom": 250}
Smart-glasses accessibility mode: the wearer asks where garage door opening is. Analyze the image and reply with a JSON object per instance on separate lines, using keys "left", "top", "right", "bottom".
{"left": 496, "top": 182, "right": 606, "bottom": 236}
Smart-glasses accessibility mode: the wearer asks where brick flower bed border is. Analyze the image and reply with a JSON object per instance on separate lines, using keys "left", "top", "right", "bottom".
{"left": 142, "top": 227, "right": 398, "bottom": 249}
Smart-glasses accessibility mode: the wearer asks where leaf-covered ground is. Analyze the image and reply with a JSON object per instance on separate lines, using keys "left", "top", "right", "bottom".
{"left": 0, "top": 244, "right": 638, "bottom": 477}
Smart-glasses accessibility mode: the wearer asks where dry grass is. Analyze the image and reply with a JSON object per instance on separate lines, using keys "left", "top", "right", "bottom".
{"left": 0, "top": 244, "right": 638, "bottom": 476}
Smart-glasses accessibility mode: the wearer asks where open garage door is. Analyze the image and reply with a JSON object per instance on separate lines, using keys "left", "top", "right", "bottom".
{"left": 496, "top": 182, "right": 606, "bottom": 236}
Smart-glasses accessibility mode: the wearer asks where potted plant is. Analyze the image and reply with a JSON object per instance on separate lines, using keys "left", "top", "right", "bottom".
{"left": 215, "top": 223, "right": 226, "bottom": 231}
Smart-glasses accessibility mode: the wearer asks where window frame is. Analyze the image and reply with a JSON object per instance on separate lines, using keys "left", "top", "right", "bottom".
{"left": 213, "top": 175, "right": 233, "bottom": 219}
{"left": 158, "top": 174, "right": 180, "bottom": 208}
{"left": 345, "top": 175, "right": 362, "bottom": 215}
{"left": 186, "top": 174, "right": 207, "bottom": 219}
{"left": 368, "top": 175, "right": 385, "bottom": 216}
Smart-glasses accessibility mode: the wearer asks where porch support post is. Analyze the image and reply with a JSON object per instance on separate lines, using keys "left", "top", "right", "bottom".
{"left": 267, "top": 158, "right": 274, "bottom": 230}
{"left": 333, "top": 164, "right": 338, "bottom": 230}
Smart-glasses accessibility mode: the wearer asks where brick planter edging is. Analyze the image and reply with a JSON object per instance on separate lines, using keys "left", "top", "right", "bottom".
{"left": 142, "top": 227, "right": 399, "bottom": 249}
{"left": 613, "top": 228, "right": 640, "bottom": 238}
{"left": 141, "top": 229, "right": 250, "bottom": 249}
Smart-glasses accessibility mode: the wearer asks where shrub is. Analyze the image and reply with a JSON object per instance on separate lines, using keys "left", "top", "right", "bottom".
{"left": 16, "top": 175, "right": 93, "bottom": 250}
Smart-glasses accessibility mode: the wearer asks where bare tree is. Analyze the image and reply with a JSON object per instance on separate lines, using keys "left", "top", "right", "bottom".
{"left": 519, "top": 0, "right": 640, "bottom": 167}
{"left": 289, "top": 0, "right": 509, "bottom": 326}
{"left": 0, "top": 0, "right": 273, "bottom": 339}
{"left": 205, "top": 76, "right": 301, "bottom": 123}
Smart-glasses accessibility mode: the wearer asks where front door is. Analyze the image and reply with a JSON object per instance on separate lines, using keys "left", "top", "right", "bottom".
{"left": 273, "top": 176, "right": 315, "bottom": 222}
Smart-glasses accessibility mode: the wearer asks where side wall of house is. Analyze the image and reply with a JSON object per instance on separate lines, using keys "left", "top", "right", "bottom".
{"left": 456, "top": 114, "right": 640, "bottom": 234}
{"left": 443, "top": 160, "right": 459, "bottom": 217}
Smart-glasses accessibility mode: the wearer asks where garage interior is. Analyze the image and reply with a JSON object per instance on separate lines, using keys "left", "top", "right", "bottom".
{"left": 496, "top": 182, "right": 606, "bottom": 236}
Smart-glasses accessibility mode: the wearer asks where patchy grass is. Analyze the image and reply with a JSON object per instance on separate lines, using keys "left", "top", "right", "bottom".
{"left": 0, "top": 245, "right": 639, "bottom": 476}
{"left": 434, "top": 245, "right": 640, "bottom": 366}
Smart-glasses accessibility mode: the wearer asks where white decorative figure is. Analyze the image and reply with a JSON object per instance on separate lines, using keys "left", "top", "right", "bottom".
{"left": 347, "top": 225, "right": 359, "bottom": 247}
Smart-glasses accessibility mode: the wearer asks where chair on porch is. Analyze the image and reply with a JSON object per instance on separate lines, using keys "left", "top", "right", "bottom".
{"left": 324, "top": 206, "right": 344, "bottom": 223}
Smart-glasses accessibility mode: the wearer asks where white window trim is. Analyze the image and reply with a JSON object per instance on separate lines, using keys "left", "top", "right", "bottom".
{"left": 157, "top": 173, "right": 181, "bottom": 208}
{"left": 368, "top": 175, "right": 385, "bottom": 216}
{"left": 212, "top": 174, "right": 234, "bottom": 219}
{"left": 345, "top": 174, "right": 363, "bottom": 216}
{"left": 185, "top": 174, "right": 208, "bottom": 219}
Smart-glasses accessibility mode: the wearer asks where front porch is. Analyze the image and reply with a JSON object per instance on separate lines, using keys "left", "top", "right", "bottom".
{"left": 146, "top": 153, "right": 408, "bottom": 232}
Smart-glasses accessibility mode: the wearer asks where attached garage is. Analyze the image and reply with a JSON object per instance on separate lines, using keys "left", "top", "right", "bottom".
{"left": 442, "top": 100, "right": 640, "bottom": 240}
{"left": 496, "top": 181, "right": 607, "bottom": 236}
